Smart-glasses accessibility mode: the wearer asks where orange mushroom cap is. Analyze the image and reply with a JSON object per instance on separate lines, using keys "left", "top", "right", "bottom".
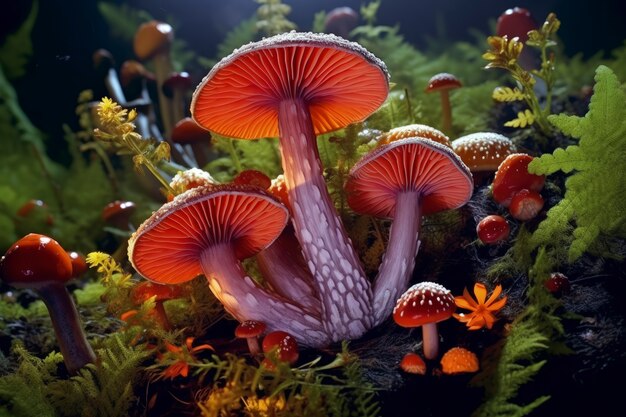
{"left": 191, "top": 32, "right": 389, "bottom": 139}
{"left": 377, "top": 124, "right": 452, "bottom": 148}
{"left": 128, "top": 184, "right": 288, "bottom": 285}
{"left": 131, "top": 281, "right": 184, "bottom": 305}
{"left": 400, "top": 352, "right": 427, "bottom": 375}
{"left": 425, "top": 73, "right": 462, "bottom": 93}
{"left": 452, "top": 132, "right": 516, "bottom": 172}
{"left": 346, "top": 138, "right": 473, "bottom": 219}
{"left": 133, "top": 20, "right": 173, "bottom": 61}
{"left": 171, "top": 117, "right": 211, "bottom": 145}
{"left": 440, "top": 347, "right": 479, "bottom": 375}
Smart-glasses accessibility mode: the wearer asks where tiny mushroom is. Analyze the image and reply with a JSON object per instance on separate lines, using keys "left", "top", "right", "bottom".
{"left": 492, "top": 153, "right": 545, "bottom": 207}
{"left": 16, "top": 199, "right": 54, "bottom": 231}
{"left": 496, "top": 7, "right": 536, "bottom": 44}
{"left": 393, "top": 282, "right": 456, "bottom": 360}
{"left": 191, "top": 32, "right": 389, "bottom": 341}
{"left": 346, "top": 138, "right": 473, "bottom": 324}
{"left": 171, "top": 117, "right": 213, "bottom": 168}
{"left": 262, "top": 330, "right": 299, "bottom": 368}
{"left": 377, "top": 123, "right": 452, "bottom": 148}
{"left": 425, "top": 73, "right": 462, "bottom": 134}
{"left": 400, "top": 352, "right": 427, "bottom": 375}
{"left": 67, "top": 251, "right": 88, "bottom": 278}
{"left": 233, "top": 169, "right": 272, "bottom": 190}
{"left": 451, "top": 132, "right": 516, "bottom": 184}
{"left": 544, "top": 272, "right": 571, "bottom": 295}
{"left": 0, "top": 234, "right": 96, "bottom": 374}
{"left": 440, "top": 346, "right": 479, "bottom": 375}
{"left": 508, "top": 189, "right": 544, "bottom": 221}
{"left": 128, "top": 184, "right": 328, "bottom": 347}
{"left": 102, "top": 200, "right": 136, "bottom": 230}
{"left": 162, "top": 72, "right": 193, "bottom": 122}
{"left": 324, "top": 7, "right": 359, "bottom": 39}
{"left": 235, "top": 320, "right": 267, "bottom": 355}
{"left": 476, "top": 215, "right": 510, "bottom": 245}
{"left": 130, "top": 281, "right": 184, "bottom": 330}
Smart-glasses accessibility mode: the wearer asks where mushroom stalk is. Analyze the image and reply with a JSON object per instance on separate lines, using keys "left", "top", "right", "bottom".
{"left": 421, "top": 322, "right": 439, "bottom": 360}
{"left": 153, "top": 53, "right": 174, "bottom": 137}
{"left": 256, "top": 228, "right": 320, "bottom": 313}
{"left": 39, "top": 283, "right": 96, "bottom": 374}
{"left": 439, "top": 91, "right": 452, "bottom": 134}
{"left": 200, "top": 243, "right": 328, "bottom": 347}
{"left": 372, "top": 191, "right": 421, "bottom": 325}
{"left": 278, "top": 98, "right": 373, "bottom": 340}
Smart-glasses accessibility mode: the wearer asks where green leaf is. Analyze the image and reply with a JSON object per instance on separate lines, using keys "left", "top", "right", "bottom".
{"left": 0, "top": 1, "right": 38, "bottom": 79}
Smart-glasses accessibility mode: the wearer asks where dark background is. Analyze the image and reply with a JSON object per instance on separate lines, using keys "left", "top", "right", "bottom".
{"left": 1, "top": 0, "right": 625, "bottom": 154}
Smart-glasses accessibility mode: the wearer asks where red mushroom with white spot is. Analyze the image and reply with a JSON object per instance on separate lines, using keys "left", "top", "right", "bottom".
{"left": 346, "top": 138, "right": 473, "bottom": 324}
{"left": 128, "top": 184, "right": 328, "bottom": 346}
{"left": 377, "top": 124, "right": 452, "bottom": 148}
{"left": 0, "top": 234, "right": 96, "bottom": 374}
{"left": 425, "top": 73, "right": 462, "bottom": 134}
{"left": 508, "top": 188, "right": 544, "bottom": 221}
{"left": 235, "top": 320, "right": 267, "bottom": 355}
{"left": 262, "top": 330, "right": 299, "bottom": 369}
{"left": 191, "top": 32, "right": 389, "bottom": 341}
{"left": 393, "top": 281, "right": 456, "bottom": 360}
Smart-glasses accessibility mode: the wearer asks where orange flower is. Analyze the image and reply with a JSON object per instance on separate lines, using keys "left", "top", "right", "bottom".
{"left": 158, "top": 337, "right": 214, "bottom": 379}
{"left": 453, "top": 283, "right": 507, "bottom": 330}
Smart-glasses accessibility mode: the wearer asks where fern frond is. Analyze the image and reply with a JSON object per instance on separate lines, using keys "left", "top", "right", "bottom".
{"left": 504, "top": 109, "right": 535, "bottom": 128}
{"left": 492, "top": 86, "right": 526, "bottom": 102}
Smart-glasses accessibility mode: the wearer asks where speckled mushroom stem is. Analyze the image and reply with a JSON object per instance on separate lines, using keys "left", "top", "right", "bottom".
{"left": 200, "top": 243, "right": 329, "bottom": 347}
{"left": 256, "top": 228, "right": 321, "bottom": 314}
{"left": 372, "top": 192, "right": 421, "bottom": 325}
{"left": 38, "top": 283, "right": 96, "bottom": 375}
{"left": 439, "top": 91, "right": 452, "bottom": 135}
{"left": 278, "top": 98, "right": 373, "bottom": 341}
{"left": 421, "top": 322, "right": 439, "bottom": 360}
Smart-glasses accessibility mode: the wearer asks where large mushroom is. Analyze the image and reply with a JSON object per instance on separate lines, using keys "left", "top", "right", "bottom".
{"left": 346, "top": 138, "right": 473, "bottom": 324}
{"left": 191, "top": 32, "right": 389, "bottom": 341}
{"left": 128, "top": 184, "right": 328, "bottom": 346}
{"left": 0, "top": 234, "right": 96, "bottom": 374}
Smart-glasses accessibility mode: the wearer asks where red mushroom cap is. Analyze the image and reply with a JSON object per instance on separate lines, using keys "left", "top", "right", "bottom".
{"left": 233, "top": 170, "right": 272, "bottom": 190}
{"left": 0, "top": 234, "right": 73, "bottom": 289}
{"left": 544, "top": 272, "right": 571, "bottom": 295}
{"left": 492, "top": 153, "right": 545, "bottom": 207}
{"left": 346, "top": 138, "right": 473, "bottom": 219}
{"left": 67, "top": 251, "right": 88, "bottom": 278}
{"left": 452, "top": 132, "right": 516, "bottom": 172}
{"left": 162, "top": 71, "right": 193, "bottom": 98}
{"left": 133, "top": 20, "right": 173, "bottom": 61}
{"left": 378, "top": 124, "right": 452, "bottom": 148}
{"left": 191, "top": 32, "right": 389, "bottom": 139}
{"left": 425, "top": 73, "right": 462, "bottom": 93}
{"left": 440, "top": 346, "right": 479, "bottom": 374}
{"left": 324, "top": 7, "right": 359, "bottom": 37}
{"left": 476, "top": 215, "right": 510, "bottom": 245}
{"left": 496, "top": 7, "right": 536, "bottom": 44}
{"left": 262, "top": 330, "right": 299, "bottom": 365}
{"left": 120, "top": 60, "right": 155, "bottom": 86}
{"left": 17, "top": 199, "right": 53, "bottom": 226}
{"left": 102, "top": 200, "right": 136, "bottom": 224}
{"left": 508, "top": 189, "right": 544, "bottom": 221}
{"left": 235, "top": 320, "right": 267, "bottom": 339}
{"left": 393, "top": 282, "right": 455, "bottom": 328}
{"left": 400, "top": 352, "right": 427, "bottom": 375}
{"left": 128, "top": 184, "right": 288, "bottom": 284}
{"left": 171, "top": 117, "right": 211, "bottom": 145}
{"left": 131, "top": 281, "right": 184, "bottom": 304}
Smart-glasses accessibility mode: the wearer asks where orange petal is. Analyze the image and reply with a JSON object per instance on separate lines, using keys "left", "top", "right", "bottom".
{"left": 466, "top": 314, "right": 486, "bottom": 330}
{"left": 473, "top": 283, "right": 488, "bottom": 305}
{"left": 487, "top": 295, "right": 508, "bottom": 313}
{"left": 455, "top": 296, "right": 477, "bottom": 311}
{"left": 462, "top": 287, "right": 479, "bottom": 309}
{"left": 454, "top": 313, "right": 472, "bottom": 323}
{"left": 165, "top": 341, "right": 183, "bottom": 354}
{"left": 483, "top": 312, "right": 497, "bottom": 329}
{"left": 485, "top": 285, "right": 503, "bottom": 306}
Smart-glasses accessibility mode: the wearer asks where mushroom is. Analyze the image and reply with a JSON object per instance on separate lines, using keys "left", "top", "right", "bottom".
{"left": 128, "top": 184, "right": 328, "bottom": 346}
{"left": 262, "top": 330, "right": 299, "bottom": 368}
{"left": 451, "top": 132, "right": 515, "bottom": 184}
{"left": 233, "top": 169, "right": 272, "bottom": 189}
{"left": 425, "top": 73, "right": 462, "bottom": 135}
{"left": 476, "top": 215, "right": 510, "bottom": 245}
{"left": 496, "top": 7, "right": 537, "bottom": 70}
{"left": 324, "top": 7, "right": 359, "bottom": 39}
{"left": 544, "top": 272, "right": 570, "bottom": 295}
{"left": 508, "top": 189, "right": 544, "bottom": 221}
{"left": 399, "top": 352, "right": 427, "bottom": 375}
{"left": 393, "top": 282, "right": 456, "bottom": 360}
{"left": 492, "top": 153, "right": 545, "bottom": 207}
{"left": 440, "top": 346, "right": 479, "bottom": 375}
{"left": 16, "top": 199, "right": 53, "bottom": 234}
{"left": 235, "top": 320, "right": 267, "bottom": 355}
{"left": 171, "top": 117, "right": 213, "bottom": 168}
{"left": 0, "top": 234, "right": 96, "bottom": 374}
{"left": 130, "top": 281, "right": 184, "bottom": 330}
{"left": 191, "top": 32, "right": 389, "bottom": 341}
{"left": 102, "top": 200, "right": 136, "bottom": 231}
{"left": 162, "top": 72, "right": 193, "bottom": 123}
{"left": 67, "top": 251, "right": 88, "bottom": 278}
{"left": 346, "top": 138, "right": 473, "bottom": 324}
{"left": 377, "top": 124, "right": 452, "bottom": 148}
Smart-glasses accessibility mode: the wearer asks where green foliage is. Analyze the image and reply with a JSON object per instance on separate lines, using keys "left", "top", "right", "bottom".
{"left": 97, "top": 2, "right": 152, "bottom": 41}
{"left": 207, "top": 136, "right": 282, "bottom": 182}
{"left": 528, "top": 65, "right": 626, "bottom": 261}
{"left": 255, "top": 0, "right": 296, "bottom": 37}
{"left": 451, "top": 81, "right": 500, "bottom": 135}
{"left": 311, "top": 10, "right": 327, "bottom": 33}
{"left": 0, "top": 1, "right": 38, "bottom": 80}
{"left": 217, "top": 17, "right": 258, "bottom": 60}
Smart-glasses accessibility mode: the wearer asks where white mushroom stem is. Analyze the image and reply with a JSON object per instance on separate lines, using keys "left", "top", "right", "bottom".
{"left": 256, "top": 228, "right": 321, "bottom": 314}
{"left": 421, "top": 322, "right": 440, "bottom": 360}
{"left": 372, "top": 191, "right": 422, "bottom": 325}
{"left": 200, "top": 243, "right": 329, "bottom": 347}
{"left": 39, "top": 283, "right": 96, "bottom": 375}
{"left": 278, "top": 98, "right": 373, "bottom": 340}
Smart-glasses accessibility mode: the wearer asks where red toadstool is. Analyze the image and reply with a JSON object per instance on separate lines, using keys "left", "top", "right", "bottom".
{"left": 492, "top": 153, "right": 545, "bottom": 207}
{"left": 346, "top": 138, "right": 472, "bottom": 324}
{"left": 377, "top": 124, "right": 452, "bottom": 148}
{"left": 400, "top": 352, "right": 427, "bottom": 375}
{"left": 476, "top": 215, "right": 510, "bottom": 245}
{"left": 425, "top": 73, "right": 462, "bottom": 134}
{"left": 235, "top": 320, "right": 267, "bottom": 355}
{"left": 191, "top": 32, "right": 389, "bottom": 341}
{"left": 544, "top": 272, "right": 571, "bottom": 295}
{"left": 324, "top": 7, "right": 359, "bottom": 39}
{"left": 102, "top": 200, "right": 136, "bottom": 230}
{"left": 508, "top": 188, "right": 544, "bottom": 221}
{"left": 233, "top": 169, "right": 272, "bottom": 190}
{"left": 262, "top": 330, "right": 299, "bottom": 366}
{"left": 171, "top": 117, "right": 213, "bottom": 168}
{"left": 393, "top": 282, "right": 456, "bottom": 360}
{"left": 451, "top": 132, "right": 515, "bottom": 184}
{"left": 0, "top": 234, "right": 96, "bottom": 374}
{"left": 67, "top": 251, "right": 88, "bottom": 278}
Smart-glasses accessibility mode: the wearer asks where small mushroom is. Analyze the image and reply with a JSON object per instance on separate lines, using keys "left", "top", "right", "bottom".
{"left": 508, "top": 189, "right": 544, "bottom": 221}
{"left": 377, "top": 124, "right": 452, "bottom": 148}
{"left": 16, "top": 199, "right": 53, "bottom": 234}
{"left": 130, "top": 281, "right": 184, "bottom": 330}
{"left": 492, "top": 153, "right": 545, "bottom": 207}
{"left": 393, "top": 282, "right": 456, "bottom": 360}
{"left": 262, "top": 330, "right": 299, "bottom": 368}
{"left": 399, "top": 352, "right": 427, "bottom": 375}
{"left": 171, "top": 117, "right": 213, "bottom": 168}
{"left": 235, "top": 320, "right": 267, "bottom": 355}
{"left": 0, "top": 234, "right": 96, "bottom": 374}
{"left": 476, "top": 215, "right": 510, "bottom": 245}
{"left": 102, "top": 200, "right": 136, "bottom": 231}
{"left": 425, "top": 73, "right": 462, "bottom": 135}
{"left": 324, "top": 7, "right": 359, "bottom": 39}
{"left": 451, "top": 132, "right": 515, "bottom": 184}
{"left": 162, "top": 72, "right": 193, "bottom": 123}
{"left": 544, "top": 272, "right": 570, "bottom": 295}
{"left": 233, "top": 169, "right": 272, "bottom": 190}
{"left": 440, "top": 346, "right": 479, "bottom": 375}
{"left": 496, "top": 7, "right": 537, "bottom": 70}
{"left": 67, "top": 251, "right": 88, "bottom": 278}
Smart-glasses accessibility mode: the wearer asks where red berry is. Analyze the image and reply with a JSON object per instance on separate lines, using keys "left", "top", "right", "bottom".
{"left": 509, "top": 189, "right": 544, "bottom": 221}
{"left": 476, "top": 215, "right": 510, "bottom": 244}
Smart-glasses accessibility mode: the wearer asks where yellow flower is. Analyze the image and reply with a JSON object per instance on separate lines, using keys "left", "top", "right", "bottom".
{"left": 453, "top": 283, "right": 507, "bottom": 330}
